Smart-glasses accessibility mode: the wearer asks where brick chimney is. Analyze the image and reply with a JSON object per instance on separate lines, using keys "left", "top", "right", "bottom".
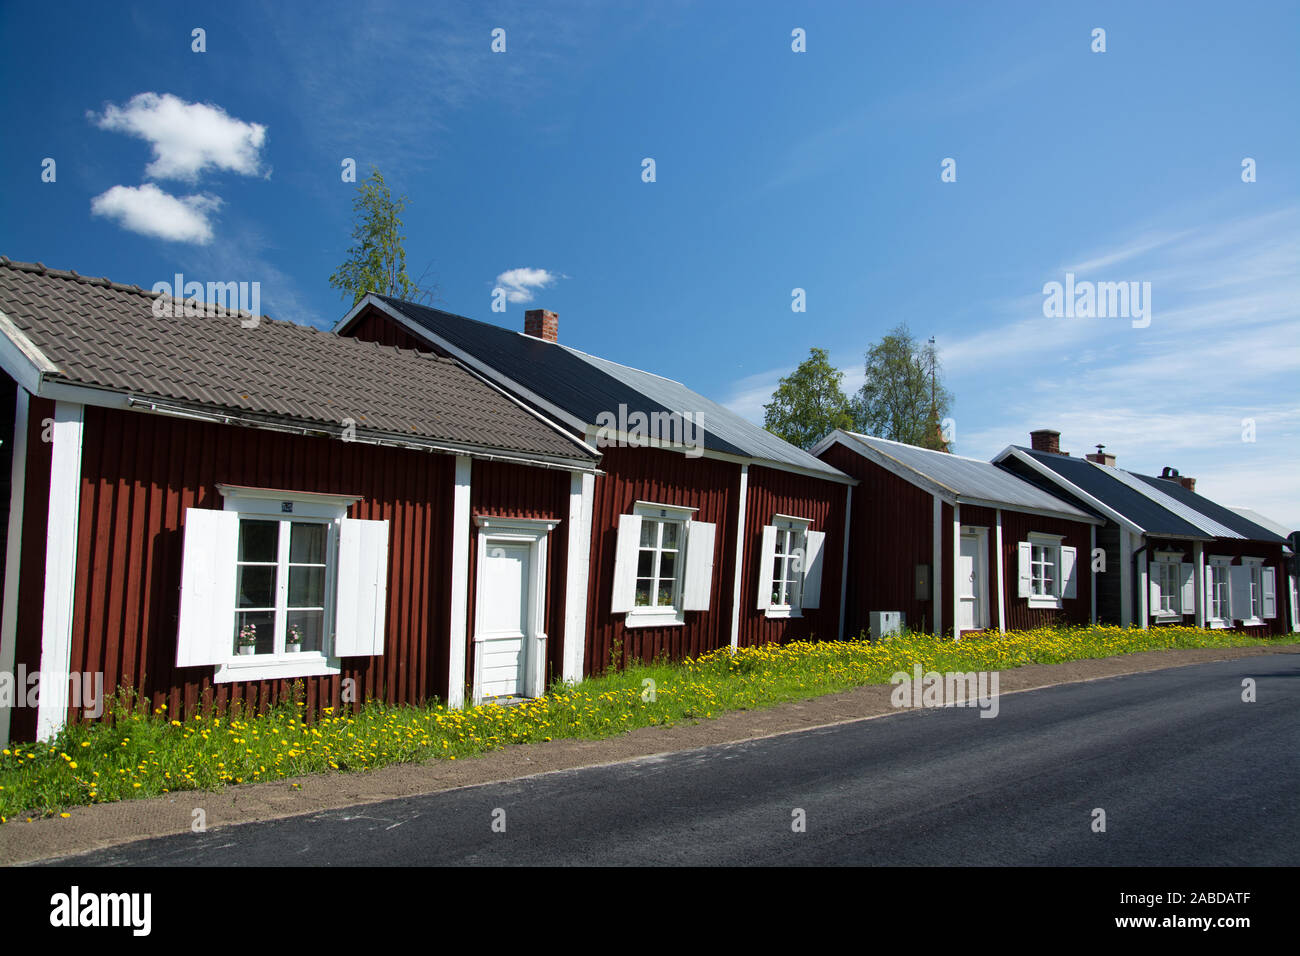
{"left": 1085, "top": 444, "right": 1116, "bottom": 467}
{"left": 1159, "top": 466, "right": 1196, "bottom": 492}
{"left": 1029, "top": 429, "right": 1063, "bottom": 455}
{"left": 524, "top": 309, "right": 558, "bottom": 343}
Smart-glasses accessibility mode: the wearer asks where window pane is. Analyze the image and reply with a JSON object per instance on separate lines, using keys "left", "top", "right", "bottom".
{"left": 238, "top": 519, "right": 278, "bottom": 562}
{"left": 637, "top": 550, "right": 654, "bottom": 578}
{"left": 639, "top": 520, "right": 656, "bottom": 548}
{"left": 236, "top": 565, "right": 276, "bottom": 609}
{"left": 660, "top": 550, "right": 677, "bottom": 582}
{"left": 290, "top": 522, "right": 326, "bottom": 564}
{"left": 661, "top": 522, "right": 679, "bottom": 549}
{"left": 775, "top": 531, "right": 786, "bottom": 555}
{"left": 657, "top": 580, "right": 675, "bottom": 607}
{"left": 635, "top": 580, "right": 653, "bottom": 607}
{"left": 235, "top": 610, "right": 275, "bottom": 655}
{"left": 287, "top": 609, "right": 324, "bottom": 653}
{"left": 289, "top": 566, "right": 326, "bottom": 608}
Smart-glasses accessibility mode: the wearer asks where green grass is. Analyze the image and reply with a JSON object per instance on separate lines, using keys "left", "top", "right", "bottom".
{"left": 2, "top": 624, "right": 1294, "bottom": 822}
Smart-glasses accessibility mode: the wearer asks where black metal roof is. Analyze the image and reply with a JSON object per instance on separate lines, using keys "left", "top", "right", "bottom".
{"left": 1131, "top": 473, "right": 1289, "bottom": 544}
{"left": 1012, "top": 448, "right": 1212, "bottom": 538}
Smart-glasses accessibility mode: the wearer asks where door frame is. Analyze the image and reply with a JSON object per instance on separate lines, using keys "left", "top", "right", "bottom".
{"left": 472, "top": 516, "right": 559, "bottom": 704}
{"left": 956, "top": 525, "right": 990, "bottom": 636}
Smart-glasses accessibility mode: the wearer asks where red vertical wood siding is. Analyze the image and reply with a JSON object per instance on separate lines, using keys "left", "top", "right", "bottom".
{"left": 7, "top": 395, "right": 54, "bottom": 742}
{"left": 998, "top": 510, "right": 1092, "bottom": 629}
{"left": 345, "top": 310, "right": 438, "bottom": 353}
{"left": 818, "top": 442, "right": 937, "bottom": 637}
{"left": 63, "top": 404, "right": 459, "bottom": 728}
{"left": 584, "top": 445, "right": 737, "bottom": 672}
{"left": 467, "top": 460, "right": 571, "bottom": 698}
{"left": 737, "top": 465, "right": 847, "bottom": 646}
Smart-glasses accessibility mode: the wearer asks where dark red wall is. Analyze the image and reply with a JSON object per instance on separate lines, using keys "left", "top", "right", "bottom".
{"left": 738, "top": 464, "right": 847, "bottom": 646}
{"left": 997, "top": 509, "right": 1093, "bottom": 629}
{"left": 345, "top": 309, "right": 437, "bottom": 352}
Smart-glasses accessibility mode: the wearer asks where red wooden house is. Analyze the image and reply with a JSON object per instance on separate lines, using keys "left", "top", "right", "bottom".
{"left": 335, "top": 295, "right": 856, "bottom": 675}
{"left": 812, "top": 430, "right": 1102, "bottom": 638}
{"left": 0, "top": 259, "right": 599, "bottom": 744}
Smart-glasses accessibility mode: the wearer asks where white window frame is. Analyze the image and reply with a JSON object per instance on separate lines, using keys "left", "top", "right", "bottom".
{"left": 1240, "top": 556, "right": 1265, "bottom": 625}
{"left": 214, "top": 486, "right": 357, "bottom": 683}
{"left": 1206, "top": 555, "right": 1232, "bottom": 628}
{"left": 1026, "top": 532, "right": 1064, "bottom": 609}
{"left": 1149, "top": 551, "right": 1185, "bottom": 622}
{"left": 627, "top": 501, "right": 695, "bottom": 628}
{"left": 766, "top": 514, "right": 811, "bottom": 619}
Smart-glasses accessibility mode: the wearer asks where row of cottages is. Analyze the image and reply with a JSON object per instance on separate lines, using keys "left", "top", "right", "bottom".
{"left": 811, "top": 430, "right": 1103, "bottom": 639}
{"left": 995, "top": 430, "right": 1295, "bottom": 633}
{"left": 334, "top": 294, "right": 855, "bottom": 672}
{"left": 0, "top": 259, "right": 602, "bottom": 744}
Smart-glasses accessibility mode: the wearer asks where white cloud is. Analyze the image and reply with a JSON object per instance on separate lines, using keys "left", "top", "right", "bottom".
{"left": 89, "top": 183, "right": 222, "bottom": 244}
{"left": 90, "top": 92, "right": 267, "bottom": 182}
{"left": 494, "top": 267, "right": 558, "bottom": 304}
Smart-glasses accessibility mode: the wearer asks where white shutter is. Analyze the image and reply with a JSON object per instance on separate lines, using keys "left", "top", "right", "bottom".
{"left": 1016, "top": 542, "right": 1032, "bottom": 598}
{"left": 1261, "top": 566, "right": 1277, "bottom": 618}
{"left": 1228, "top": 565, "right": 1252, "bottom": 620}
{"left": 1179, "top": 563, "right": 1195, "bottom": 615}
{"left": 176, "top": 508, "right": 240, "bottom": 667}
{"left": 756, "top": 525, "right": 777, "bottom": 610}
{"left": 609, "top": 514, "right": 642, "bottom": 614}
{"left": 1149, "top": 572, "right": 1161, "bottom": 614}
{"left": 801, "top": 530, "right": 827, "bottom": 609}
{"left": 682, "top": 520, "right": 716, "bottom": 611}
{"left": 1060, "top": 546, "right": 1077, "bottom": 600}
{"left": 335, "top": 518, "right": 389, "bottom": 657}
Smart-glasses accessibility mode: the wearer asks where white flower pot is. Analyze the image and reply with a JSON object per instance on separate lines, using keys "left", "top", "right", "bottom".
{"left": 238, "top": 645, "right": 256, "bottom": 656}
{"left": 286, "top": 643, "right": 301, "bottom": 653}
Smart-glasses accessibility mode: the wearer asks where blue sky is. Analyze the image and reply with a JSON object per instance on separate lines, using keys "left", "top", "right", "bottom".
{"left": 2, "top": 0, "right": 1297, "bottom": 523}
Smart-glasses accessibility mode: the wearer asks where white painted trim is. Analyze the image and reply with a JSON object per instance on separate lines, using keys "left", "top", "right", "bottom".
{"left": 995, "top": 509, "right": 1006, "bottom": 633}
{"left": 932, "top": 495, "right": 943, "bottom": 637}
{"left": 217, "top": 484, "right": 362, "bottom": 509}
{"left": 952, "top": 504, "right": 962, "bottom": 638}
{"left": 0, "top": 310, "right": 53, "bottom": 395}
{"left": 447, "top": 456, "right": 472, "bottom": 709}
{"left": 0, "top": 388, "right": 29, "bottom": 745}
{"left": 633, "top": 500, "right": 697, "bottom": 519}
{"left": 838, "top": 486, "right": 852, "bottom": 640}
{"left": 471, "top": 520, "right": 551, "bottom": 703}
{"left": 562, "top": 471, "right": 592, "bottom": 683}
{"left": 1193, "top": 541, "right": 1205, "bottom": 628}
{"left": 728, "top": 464, "right": 748, "bottom": 650}
{"left": 36, "top": 402, "right": 83, "bottom": 740}
{"left": 1089, "top": 524, "right": 1097, "bottom": 624}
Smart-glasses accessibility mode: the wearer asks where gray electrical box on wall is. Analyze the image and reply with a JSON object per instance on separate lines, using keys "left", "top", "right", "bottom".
{"left": 915, "top": 563, "right": 931, "bottom": 602}
{"left": 869, "top": 611, "right": 904, "bottom": 639}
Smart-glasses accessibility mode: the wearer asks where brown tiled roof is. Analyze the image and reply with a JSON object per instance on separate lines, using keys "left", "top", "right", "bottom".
{"left": 0, "top": 258, "right": 596, "bottom": 464}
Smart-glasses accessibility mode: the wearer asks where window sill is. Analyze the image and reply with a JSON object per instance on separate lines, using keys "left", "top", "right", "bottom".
{"left": 764, "top": 607, "right": 802, "bottom": 619}
{"left": 1207, "top": 619, "right": 1228, "bottom": 629}
{"left": 1027, "top": 597, "right": 1062, "bottom": 610}
{"left": 1152, "top": 614, "right": 1182, "bottom": 624}
{"left": 624, "top": 610, "right": 685, "bottom": 629}
{"left": 1238, "top": 619, "right": 1264, "bottom": 628}
{"left": 214, "top": 654, "right": 341, "bottom": 684}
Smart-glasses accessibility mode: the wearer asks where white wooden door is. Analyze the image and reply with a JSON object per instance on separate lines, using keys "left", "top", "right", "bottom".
{"left": 957, "top": 534, "right": 983, "bottom": 631}
{"left": 478, "top": 543, "right": 530, "bottom": 698}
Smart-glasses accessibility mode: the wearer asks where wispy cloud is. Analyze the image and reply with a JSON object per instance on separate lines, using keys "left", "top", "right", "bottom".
{"left": 89, "top": 183, "right": 222, "bottom": 243}
{"left": 494, "top": 267, "right": 558, "bottom": 304}
{"left": 89, "top": 92, "right": 267, "bottom": 182}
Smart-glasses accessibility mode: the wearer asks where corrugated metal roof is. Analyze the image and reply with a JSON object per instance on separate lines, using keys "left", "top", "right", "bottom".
{"left": 1126, "top": 474, "right": 1288, "bottom": 544}
{"left": 0, "top": 258, "right": 597, "bottom": 464}
{"left": 1015, "top": 448, "right": 1212, "bottom": 537}
{"left": 838, "top": 432, "right": 1093, "bottom": 519}
{"left": 372, "top": 295, "right": 848, "bottom": 478}
{"left": 1101, "top": 467, "right": 1243, "bottom": 538}
{"left": 1227, "top": 507, "right": 1295, "bottom": 540}
{"left": 568, "top": 349, "right": 844, "bottom": 476}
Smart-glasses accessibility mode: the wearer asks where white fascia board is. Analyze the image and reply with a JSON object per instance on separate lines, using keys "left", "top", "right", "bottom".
{"left": 995, "top": 446, "right": 1144, "bottom": 536}
{"left": 0, "top": 309, "right": 56, "bottom": 394}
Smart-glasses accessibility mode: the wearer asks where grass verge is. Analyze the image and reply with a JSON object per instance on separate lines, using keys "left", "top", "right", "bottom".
{"left": 2, "top": 624, "right": 1294, "bottom": 822}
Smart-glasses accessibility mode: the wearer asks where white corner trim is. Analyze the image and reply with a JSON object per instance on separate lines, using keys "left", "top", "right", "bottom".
{"left": 1090, "top": 524, "right": 1098, "bottom": 625}
{"left": 0, "top": 309, "right": 57, "bottom": 395}
{"left": 729, "top": 464, "right": 749, "bottom": 650}
{"left": 952, "top": 503, "right": 962, "bottom": 638}
{"left": 36, "top": 401, "right": 84, "bottom": 740}
{"left": 447, "top": 456, "right": 472, "bottom": 709}
{"left": 995, "top": 509, "right": 1006, "bottom": 633}
{"left": 838, "top": 485, "right": 852, "bottom": 640}
{"left": 0, "top": 388, "right": 30, "bottom": 745}
{"left": 562, "top": 471, "right": 594, "bottom": 683}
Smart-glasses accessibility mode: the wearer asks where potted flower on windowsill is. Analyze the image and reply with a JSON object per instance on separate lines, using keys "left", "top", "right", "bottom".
{"left": 287, "top": 624, "right": 304, "bottom": 653}
{"left": 237, "top": 624, "right": 257, "bottom": 656}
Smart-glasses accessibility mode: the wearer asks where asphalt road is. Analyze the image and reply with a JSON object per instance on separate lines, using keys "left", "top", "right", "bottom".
{"left": 41, "top": 655, "right": 1300, "bottom": 866}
